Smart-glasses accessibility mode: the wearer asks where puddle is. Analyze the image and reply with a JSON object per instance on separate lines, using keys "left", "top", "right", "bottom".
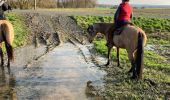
{"left": 0, "top": 43, "right": 105, "bottom": 100}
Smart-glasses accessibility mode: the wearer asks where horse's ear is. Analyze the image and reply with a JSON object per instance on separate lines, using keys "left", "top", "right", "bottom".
{"left": 8, "top": 5, "right": 12, "bottom": 10}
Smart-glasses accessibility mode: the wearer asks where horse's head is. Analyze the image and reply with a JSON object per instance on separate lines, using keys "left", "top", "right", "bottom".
{"left": 8, "top": 5, "right": 12, "bottom": 11}
{"left": 87, "top": 25, "right": 97, "bottom": 43}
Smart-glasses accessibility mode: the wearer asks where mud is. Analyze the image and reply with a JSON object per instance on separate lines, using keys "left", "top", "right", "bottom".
{"left": 23, "top": 13, "right": 87, "bottom": 46}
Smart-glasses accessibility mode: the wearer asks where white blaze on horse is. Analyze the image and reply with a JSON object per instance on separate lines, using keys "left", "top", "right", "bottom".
{"left": 87, "top": 23, "right": 147, "bottom": 79}
{"left": 0, "top": 20, "right": 14, "bottom": 73}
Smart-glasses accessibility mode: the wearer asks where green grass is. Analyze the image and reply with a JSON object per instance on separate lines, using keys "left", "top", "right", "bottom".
{"left": 6, "top": 12, "right": 29, "bottom": 48}
{"left": 144, "top": 50, "right": 170, "bottom": 71}
{"left": 73, "top": 16, "right": 170, "bottom": 33}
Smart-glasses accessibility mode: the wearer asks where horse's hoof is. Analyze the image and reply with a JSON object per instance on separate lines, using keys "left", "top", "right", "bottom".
{"left": 105, "top": 62, "right": 110, "bottom": 66}
{"left": 131, "top": 74, "right": 140, "bottom": 80}
{"left": 117, "top": 64, "right": 120, "bottom": 67}
{"left": 105, "top": 43, "right": 113, "bottom": 48}
{"left": 128, "top": 68, "right": 133, "bottom": 73}
{"left": 130, "top": 76, "right": 137, "bottom": 80}
{"left": 105, "top": 43, "right": 109, "bottom": 47}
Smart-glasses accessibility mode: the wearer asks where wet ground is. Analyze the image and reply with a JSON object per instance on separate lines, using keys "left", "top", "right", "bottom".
{"left": 0, "top": 42, "right": 106, "bottom": 100}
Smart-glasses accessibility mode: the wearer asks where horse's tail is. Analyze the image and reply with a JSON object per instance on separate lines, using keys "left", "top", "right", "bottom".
{"left": 1, "top": 22, "right": 14, "bottom": 61}
{"left": 135, "top": 32, "right": 144, "bottom": 79}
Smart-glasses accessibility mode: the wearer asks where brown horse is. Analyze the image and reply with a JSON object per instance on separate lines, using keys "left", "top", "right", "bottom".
{"left": 87, "top": 23, "right": 147, "bottom": 79}
{"left": 0, "top": 20, "right": 14, "bottom": 72}
{"left": 87, "top": 23, "right": 120, "bottom": 66}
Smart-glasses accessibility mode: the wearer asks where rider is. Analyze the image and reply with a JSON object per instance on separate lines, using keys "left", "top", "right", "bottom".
{"left": 107, "top": 0, "right": 133, "bottom": 47}
{"left": 0, "top": 0, "right": 12, "bottom": 20}
{"left": 114, "top": 0, "right": 133, "bottom": 30}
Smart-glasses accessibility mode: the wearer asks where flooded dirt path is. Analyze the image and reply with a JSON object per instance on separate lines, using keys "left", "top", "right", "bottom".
{"left": 0, "top": 42, "right": 105, "bottom": 100}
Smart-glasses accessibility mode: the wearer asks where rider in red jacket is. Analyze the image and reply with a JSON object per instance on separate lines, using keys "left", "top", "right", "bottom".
{"left": 114, "top": 0, "right": 133, "bottom": 29}
{"left": 106, "top": 0, "right": 133, "bottom": 47}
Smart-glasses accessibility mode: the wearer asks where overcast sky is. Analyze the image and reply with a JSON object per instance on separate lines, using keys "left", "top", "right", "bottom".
{"left": 98, "top": 0, "right": 170, "bottom": 5}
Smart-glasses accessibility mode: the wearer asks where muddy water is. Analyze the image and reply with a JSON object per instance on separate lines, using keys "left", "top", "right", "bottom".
{"left": 0, "top": 43, "right": 105, "bottom": 100}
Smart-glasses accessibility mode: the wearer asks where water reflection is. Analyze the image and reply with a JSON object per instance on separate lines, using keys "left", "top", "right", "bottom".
{"left": 0, "top": 67, "right": 16, "bottom": 100}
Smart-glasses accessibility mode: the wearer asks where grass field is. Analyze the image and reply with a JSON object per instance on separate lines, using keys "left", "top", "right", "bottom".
{"left": 73, "top": 15, "right": 170, "bottom": 33}
{"left": 49, "top": 8, "right": 170, "bottom": 18}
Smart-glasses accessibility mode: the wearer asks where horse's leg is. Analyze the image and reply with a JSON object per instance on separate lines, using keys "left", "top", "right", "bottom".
{"left": 0, "top": 44, "right": 4, "bottom": 70}
{"left": 5, "top": 43, "right": 14, "bottom": 74}
{"left": 131, "top": 60, "right": 138, "bottom": 79}
{"left": 105, "top": 46, "right": 112, "bottom": 66}
{"left": 105, "top": 33, "right": 109, "bottom": 47}
{"left": 127, "top": 51, "right": 137, "bottom": 79}
{"left": 128, "top": 65, "right": 133, "bottom": 73}
{"left": 7, "top": 58, "right": 10, "bottom": 74}
{"left": 0, "top": 48, "right": 4, "bottom": 66}
{"left": 7, "top": 47, "right": 11, "bottom": 74}
{"left": 128, "top": 50, "right": 137, "bottom": 73}
{"left": 117, "top": 47, "right": 120, "bottom": 67}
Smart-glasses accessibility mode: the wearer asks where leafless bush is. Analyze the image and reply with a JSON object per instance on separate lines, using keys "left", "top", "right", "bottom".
{"left": 7, "top": 0, "right": 97, "bottom": 9}
{"left": 8, "top": 0, "right": 33, "bottom": 9}
{"left": 57, "top": 0, "right": 97, "bottom": 8}
{"left": 37, "top": 0, "right": 57, "bottom": 8}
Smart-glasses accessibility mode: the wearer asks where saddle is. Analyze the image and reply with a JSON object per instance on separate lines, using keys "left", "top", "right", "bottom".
{"left": 113, "top": 22, "right": 134, "bottom": 35}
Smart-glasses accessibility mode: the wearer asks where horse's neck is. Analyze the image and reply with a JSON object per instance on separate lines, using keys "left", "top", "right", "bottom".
{"left": 96, "top": 28, "right": 106, "bottom": 35}
{"left": 95, "top": 23, "right": 112, "bottom": 36}
{"left": 98, "top": 30, "right": 105, "bottom": 35}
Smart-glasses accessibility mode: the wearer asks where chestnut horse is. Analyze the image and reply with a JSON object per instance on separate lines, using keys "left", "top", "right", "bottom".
{"left": 87, "top": 23, "right": 147, "bottom": 79}
{"left": 0, "top": 20, "right": 14, "bottom": 72}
